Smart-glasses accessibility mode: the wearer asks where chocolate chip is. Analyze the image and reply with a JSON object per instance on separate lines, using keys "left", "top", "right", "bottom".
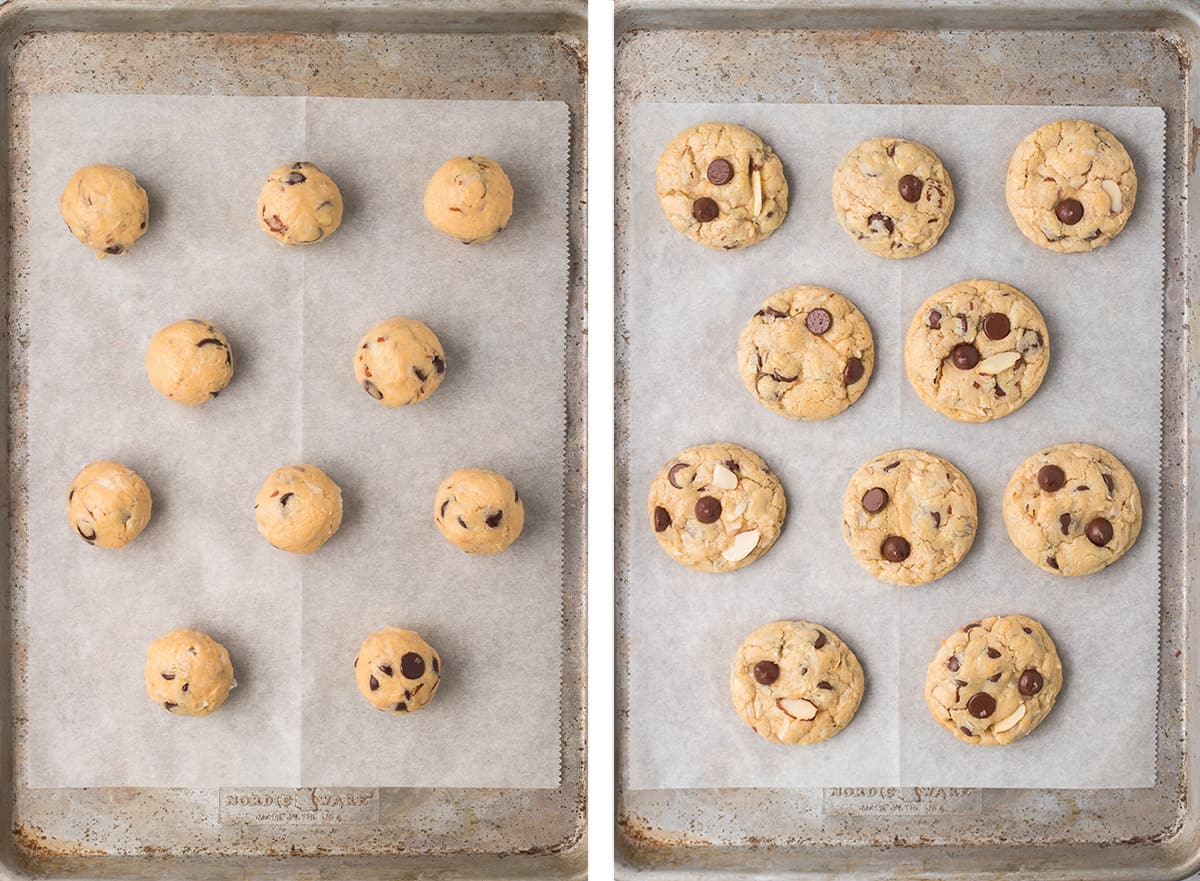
{"left": 692, "top": 197, "right": 719, "bottom": 223}
{"left": 395, "top": 702, "right": 408, "bottom": 712}
{"left": 1037, "top": 464, "right": 1065, "bottom": 492}
{"left": 960, "top": 725, "right": 973, "bottom": 736}
{"left": 369, "top": 675, "right": 380, "bottom": 691}
{"left": 986, "top": 647, "right": 1001, "bottom": 659}
{"left": 401, "top": 652, "right": 426, "bottom": 679}
{"left": 1101, "top": 474, "right": 1115, "bottom": 494}
{"left": 431, "top": 657, "right": 439, "bottom": 674}
{"left": 653, "top": 506, "right": 670, "bottom": 532}
{"left": 963, "top": 623, "right": 980, "bottom": 634}
{"left": 805, "top": 308, "right": 833, "bottom": 335}
{"left": 283, "top": 171, "right": 307, "bottom": 185}
{"left": 413, "top": 366, "right": 428, "bottom": 382}
{"left": 1060, "top": 513, "right": 1071, "bottom": 534}
{"left": 353, "top": 656, "right": 358, "bottom": 668}
{"left": 280, "top": 492, "right": 293, "bottom": 507}
{"left": 379, "top": 665, "right": 393, "bottom": 677}
{"left": 898, "top": 174, "right": 923, "bottom": 202}
{"left": 161, "top": 672, "right": 175, "bottom": 680}
{"left": 950, "top": 343, "right": 980, "bottom": 370}
{"left": 457, "top": 516, "right": 467, "bottom": 529}
{"left": 104, "top": 245, "right": 124, "bottom": 255}
{"left": 883, "top": 461, "right": 900, "bottom": 472}
{"left": 927, "top": 309, "right": 942, "bottom": 329}
{"left": 881, "top": 535, "right": 910, "bottom": 562}
{"left": 76, "top": 523, "right": 96, "bottom": 543}
{"left": 694, "top": 496, "right": 722, "bottom": 524}
{"left": 363, "top": 379, "right": 383, "bottom": 400}
{"left": 861, "top": 487, "right": 889, "bottom": 513}
{"left": 440, "top": 499, "right": 449, "bottom": 518}
{"left": 808, "top": 681, "right": 830, "bottom": 692}
{"left": 932, "top": 511, "right": 942, "bottom": 528}
{"left": 292, "top": 162, "right": 304, "bottom": 169}
{"left": 988, "top": 672, "right": 1002, "bottom": 682}
{"left": 966, "top": 692, "right": 996, "bottom": 719}
{"left": 196, "top": 337, "right": 225, "bottom": 348}
{"left": 706, "top": 158, "right": 733, "bottom": 185}
{"left": 1046, "top": 555, "right": 1059, "bottom": 569}
{"left": 843, "top": 357, "right": 865, "bottom": 385}
{"left": 981, "top": 313, "right": 1011, "bottom": 340}
{"left": 724, "top": 459, "right": 739, "bottom": 473}
{"left": 667, "top": 464, "right": 688, "bottom": 488}
{"left": 1023, "top": 627, "right": 1032, "bottom": 634}
{"left": 1055, "top": 198, "right": 1084, "bottom": 225}
{"left": 761, "top": 306, "right": 788, "bottom": 319}
{"left": 164, "top": 702, "right": 177, "bottom": 711}
{"left": 1086, "top": 517, "right": 1114, "bottom": 546}
{"left": 814, "top": 632, "right": 827, "bottom": 649}
{"left": 485, "top": 510, "right": 503, "bottom": 528}
{"left": 1018, "top": 669, "right": 1044, "bottom": 696}
{"left": 753, "top": 660, "right": 779, "bottom": 685}
{"left": 867, "top": 212, "right": 894, "bottom": 234}
{"left": 771, "top": 370, "right": 798, "bottom": 382}
{"left": 432, "top": 355, "right": 445, "bottom": 374}
{"left": 947, "top": 656, "right": 960, "bottom": 672}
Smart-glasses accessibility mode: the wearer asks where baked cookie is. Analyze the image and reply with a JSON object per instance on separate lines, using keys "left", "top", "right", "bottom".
{"left": 434, "top": 468, "right": 525, "bottom": 555}
{"left": 257, "top": 161, "right": 343, "bottom": 245}
{"left": 655, "top": 122, "right": 788, "bottom": 251}
{"left": 648, "top": 442, "right": 786, "bottom": 573}
{"left": 925, "top": 614, "right": 1062, "bottom": 745}
{"left": 145, "top": 319, "right": 234, "bottom": 406}
{"left": 144, "top": 628, "right": 236, "bottom": 717}
{"left": 831, "top": 137, "right": 955, "bottom": 259}
{"left": 60, "top": 164, "right": 149, "bottom": 257}
{"left": 842, "top": 449, "right": 977, "bottom": 586}
{"left": 355, "top": 627, "right": 442, "bottom": 714}
{"left": 730, "top": 620, "right": 864, "bottom": 745}
{"left": 423, "top": 156, "right": 513, "bottom": 244}
{"left": 737, "top": 285, "right": 874, "bottom": 420}
{"left": 354, "top": 317, "right": 445, "bottom": 406}
{"left": 1006, "top": 119, "right": 1137, "bottom": 253}
{"left": 1003, "top": 442, "right": 1142, "bottom": 576}
{"left": 67, "top": 460, "right": 152, "bottom": 549}
{"left": 254, "top": 464, "right": 343, "bottom": 554}
{"left": 904, "top": 279, "right": 1050, "bottom": 423}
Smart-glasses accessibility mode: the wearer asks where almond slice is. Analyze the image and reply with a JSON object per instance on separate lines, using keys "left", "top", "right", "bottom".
{"left": 976, "top": 351, "right": 1022, "bottom": 376}
{"left": 776, "top": 697, "right": 817, "bottom": 721}
{"left": 992, "top": 702, "right": 1027, "bottom": 734}
{"left": 751, "top": 167, "right": 763, "bottom": 216}
{"left": 722, "top": 529, "right": 760, "bottom": 562}
{"left": 731, "top": 497, "right": 749, "bottom": 518}
{"left": 1100, "top": 179, "right": 1123, "bottom": 213}
{"left": 711, "top": 463, "right": 738, "bottom": 490}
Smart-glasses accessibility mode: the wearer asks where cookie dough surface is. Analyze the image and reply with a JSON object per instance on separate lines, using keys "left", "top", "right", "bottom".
{"left": 67, "top": 460, "right": 152, "bottom": 549}
{"left": 904, "top": 279, "right": 1050, "bottom": 423}
{"left": 648, "top": 442, "right": 786, "bottom": 573}
{"left": 434, "top": 469, "right": 525, "bottom": 554}
{"left": 145, "top": 319, "right": 234, "bottom": 405}
{"left": 730, "top": 620, "right": 864, "bottom": 745}
{"left": 656, "top": 122, "right": 788, "bottom": 251}
{"left": 1006, "top": 119, "right": 1137, "bottom": 253}
{"left": 257, "top": 161, "right": 343, "bottom": 245}
{"left": 842, "top": 449, "right": 977, "bottom": 586}
{"left": 144, "top": 628, "right": 236, "bottom": 717}
{"left": 925, "top": 614, "right": 1062, "bottom": 745}
{"left": 1003, "top": 442, "right": 1142, "bottom": 576}
{"left": 254, "top": 464, "right": 343, "bottom": 554}
{"left": 832, "top": 137, "right": 955, "bottom": 259}
{"left": 423, "top": 156, "right": 514, "bottom": 244}
{"left": 355, "top": 317, "right": 446, "bottom": 406}
{"left": 355, "top": 627, "right": 442, "bottom": 714}
{"left": 737, "top": 285, "right": 874, "bottom": 420}
{"left": 60, "top": 164, "right": 149, "bottom": 257}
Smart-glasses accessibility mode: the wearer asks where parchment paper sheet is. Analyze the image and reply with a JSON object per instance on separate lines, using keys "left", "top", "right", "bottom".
{"left": 24, "top": 94, "right": 568, "bottom": 789}
{"left": 625, "top": 104, "right": 1163, "bottom": 789}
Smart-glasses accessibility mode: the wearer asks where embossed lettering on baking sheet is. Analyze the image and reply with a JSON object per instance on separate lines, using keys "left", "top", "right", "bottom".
{"left": 218, "top": 787, "right": 380, "bottom": 825}
{"left": 822, "top": 787, "right": 981, "bottom": 815}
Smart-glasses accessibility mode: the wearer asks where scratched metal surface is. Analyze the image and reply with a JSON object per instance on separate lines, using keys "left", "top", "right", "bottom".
{"left": 615, "top": 1, "right": 1197, "bottom": 878}
{"left": 0, "top": 2, "right": 587, "bottom": 878}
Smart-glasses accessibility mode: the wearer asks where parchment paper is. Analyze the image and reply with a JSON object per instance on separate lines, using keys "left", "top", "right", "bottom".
{"left": 625, "top": 104, "right": 1163, "bottom": 789}
{"left": 24, "top": 94, "right": 568, "bottom": 789}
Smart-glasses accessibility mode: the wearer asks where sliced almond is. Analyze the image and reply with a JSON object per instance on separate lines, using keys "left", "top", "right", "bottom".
{"left": 992, "top": 702, "right": 1027, "bottom": 734}
{"left": 722, "top": 529, "right": 760, "bottom": 562}
{"left": 976, "top": 350, "right": 1022, "bottom": 375}
{"left": 1100, "top": 179, "right": 1123, "bottom": 213}
{"left": 731, "top": 497, "right": 749, "bottom": 518}
{"left": 711, "top": 463, "right": 738, "bottom": 490}
{"left": 776, "top": 697, "right": 817, "bottom": 721}
{"left": 751, "top": 167, "right": 763, "bottom": 216}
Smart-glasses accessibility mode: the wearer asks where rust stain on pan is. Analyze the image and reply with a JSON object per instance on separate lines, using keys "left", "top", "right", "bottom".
{"left": 618, "top": 814, "right": 715, "bottom": 849}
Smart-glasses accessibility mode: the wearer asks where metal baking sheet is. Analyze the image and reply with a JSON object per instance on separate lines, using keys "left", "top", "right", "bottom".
{"left": 615, "top": 1, "right": 1197, "bottom": 878}
{"left": 0, "top": 1, "right": 587, "bottom": 878}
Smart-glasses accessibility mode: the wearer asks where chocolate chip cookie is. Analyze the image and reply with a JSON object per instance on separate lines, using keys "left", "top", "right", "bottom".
{"left": 1006, "top": 119, "right": 1137, "bottom": 253}
{"left": 831, "top": 137, "right": 955, "bottom": 259}
{"left": 434, "top": 468, "right": 525, "bottom": 555}
{"left": 655, "top": 122, "right": 788, "bottom": 251}
{"left": 145, "top": 628, "right": 236, "bottom": 717}
{"left": 648, "top": 442, "right": 786, "bottom": 573}
{"left": 925, "top": 614, "right": 1062, "bottom": 745}
{"left": 904, "top": 279, "right": 1050, "bottom": 423}
{"left": 60, "top": 164, "right": 149, "bottom": 257}
{"left": 257, "top": 161, "right": 343, "bottom": 245}
{"left": 354, "top": 316, "right": 446, "bottom": 407}
{"left": 145, "top": 319, "right": 234, "bottom": 406}
{"left": 1003, "top": 442, "right": 1142, "bottom": 576}
{"left": 67, "top": 460, "right": 153, "bottom": 549}
{"left": 737, "top": 285, "right": 874, "bottom": 420}
{"left": 355, "top": 627, "right": 442, "bottom": 714}
{"left": 731, "top": 620, "right": 865, "bottom": 745}
{"left": 842, "top": 449, "right": 977, "bottom": 586}
{"left": 254, "top": 464, "right": 343, "bottom": 554}
{"left": 423, "top": 156, "right": 513, "bottom": 244}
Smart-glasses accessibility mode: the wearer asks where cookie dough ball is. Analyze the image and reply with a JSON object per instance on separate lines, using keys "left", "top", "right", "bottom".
{"left": 831, "top": 137, "right": 954, "bottom": 259}
{"left": 648, "top": 442, "right": 786, "bottom": 573}
{"left": 423, "top": 156, "right": 514, "bottom": 244}
{"left": 842, "top": 449, "right": 977, "bottom": 586}
{"left": 257, "top": 161, "right": 343, "bottom": 245}
{"left": 354, "top": 317, "right": 446, "bottom": 406}
{"left": 731, "top": 620, "right": 864, "bottom": 745}
{"left": 656, "top": 122, "right": 788, "bottom": 250}
{"left": 254, "top": 464, "right": 343, "bottom": 554}
{"left": 738, "top": 285, "right": 874, "bottom": 420}
{"left": 60, "top": 164, "right": 149, "bottom": 257}
{"left": 434, "top": 469, "right": 525, "bottom": 555}
{"left": 355, "top": 627, "right": 442, "bottom": 714}
{"left": 925, "top": 615, "right": 1062, "bottom": 745}
{"left": 66, "top": 460, "right": 152, "bottom": 549}
{"left": 904, "top": 280, "right": 1050, "bottom": 423}
{"left": 145, "top": 319, "right": 234, "bottom": 406}
{"left": 144, "top": 628, "right": 236, "bottom": 717}
{"left": 1006, "top": 119, "right": 1137, "bottom": 253}
{"left": 1003, "top": 442, "right": 1142, "bottom": 576}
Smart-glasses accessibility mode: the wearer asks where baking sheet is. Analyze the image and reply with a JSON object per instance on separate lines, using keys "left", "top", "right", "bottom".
{"left": 625, "top": 103, "right": 1163, "bottom": 789}
{"left": 23, "top": 94, "right": 568, "bottom": 789}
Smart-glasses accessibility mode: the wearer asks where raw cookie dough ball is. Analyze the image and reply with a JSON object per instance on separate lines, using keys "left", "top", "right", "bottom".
{"left": 904, "top": 279, "right": 1050, "bottom": 423}
{"left": 257, "top": 161, "right": 343, "bottom": 245}
{"left": 354, "top": 317, "right": 446, "bottom": 406}
{"left": 831, "top": 137, "right": 954, "bottom": 258}
{"left": 423, "top": 156, "right": 514, "bottom": 244}
{"left": 925, "top": 614, "right": 1062, "bottom": 745}
{"left": 60, "top": 164, "right": 149, "bottom": 257}
{"left": 656, "top": 122, "right": 788, "bottom": 251}
{"left": 648, "top": 442, "right": 786, "bottom": 573}
{"left": 66, "top": 460, "right": 152, "bottom": 549}
{"left": 1006, "top": 119, "right": 1137, "bottom": 253}
{"left": 254, "top": 464, "right": 343, "bottom": 554}
{"left": 144, "top": 628, "right": 236, "bottom": 717}
{"left": 1003, "top": 442, "right": 1142, "bottom": 576}
{"left": 842, "top": 449, "right": 977, "bottom": 586}
{"left": 737, "top": 285, "right": 874, "bottom": 420}
{"left": 145, "top": 319, "right": 234, "bottom": 406}
{"left": 434, "top": 469, "right": 525, "bottom": 555}
{"left": 355, "top": 627, "right": 442, "bottom": 714}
